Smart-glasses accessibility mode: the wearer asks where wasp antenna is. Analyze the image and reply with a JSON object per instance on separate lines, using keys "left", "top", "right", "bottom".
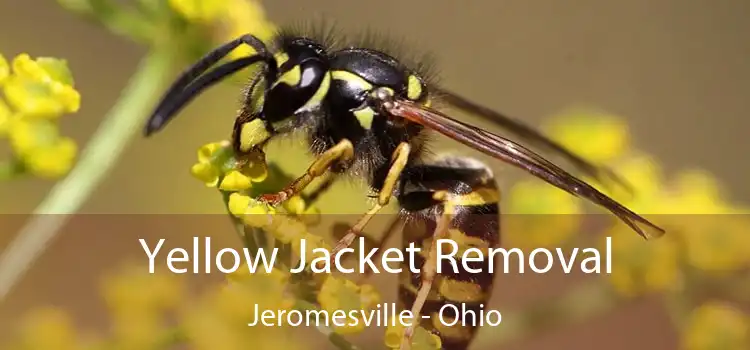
{"left": 145, "top": 56, "right": 270, "bottom": 136}
{"left": 144, "top": 34, "right": 275, "bottom": 136}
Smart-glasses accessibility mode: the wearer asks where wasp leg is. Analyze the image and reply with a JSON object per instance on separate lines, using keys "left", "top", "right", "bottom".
{"left": 400, "top": 198, "right": 453, "bottom": 350}
{"left": 259, "top": 139, "right": 354, "bottom": 205}
{"left": 397, "top": 156, "right": 501, "bottom": 350}
{"left": 321, "top": 142, "right": 412, "bottom": 267}
{"left": 301, "top": 172, "right": 340, "bottom": 207}
{"left": 353, "top": 216, "right": 403, "bottom": 284}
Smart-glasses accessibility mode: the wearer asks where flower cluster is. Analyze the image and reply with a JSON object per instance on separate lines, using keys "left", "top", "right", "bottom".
{"left": 683, "top": 301, "right": 748, "bottom": 350}
{"left": 188, "top": 139, "right": 440, "bottom": 349}
{"left": 4, "top": 263, "right": 309, "bottom": 350}
{"left": 169, "top": 0, "right": 278, "bottom": 56}
{"left": 504, "top": 107, "right": 749, "bottom": 349}
{"left": 506, "top": 108, "right": 750, "bottom": 293}
{"left": 0, "top": 53, "right": 80, "bottom": 179}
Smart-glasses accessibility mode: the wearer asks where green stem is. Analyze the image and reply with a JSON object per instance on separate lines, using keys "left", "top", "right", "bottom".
{"left": 0, "top": 49, "right": 174, "bottom": 302}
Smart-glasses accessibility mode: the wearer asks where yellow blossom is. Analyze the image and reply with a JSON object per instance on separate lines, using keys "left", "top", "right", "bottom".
{"left": 12, "top": 54, "right": 75, "bottom": 84}
{"left": 292, "top": 232, "right": 331, "bottom": 268}
{"left": 197, "top": 141, "right": 226, "bottom": 162}
{"left": 227, "top": 192, "right": 279, "bottom": 229}
{"left": 271, "top": 215, "right": 309, "bottom": 243}
{"left": 219, "top": 169, "right": 253, "bottom": 191}
{"left": 191, "top": 162, "right": 220, "bottom": 186}
{"left": 228, "top": 192, "right": 253, "bottom": 216}
{"left": 0, "top": 53, "right": 8, "bottom": 84}
{"left": 190, "top": 141, "right": 268, "bottom": 189}
{"left": 1, "top": 53, "right": 80, "bottom": 179}
{"left": 505, "top": 179, "right": 582, "bottom": 248}
{"left": 228, "top": 265, "right": 290, "bottom": 286}
{"left": 317, "top": 275, "right": 381, "bottom": 334}
{"left": 0, "top": 98, "right": 12, "bottom": 135}
{"left": 183, "top": 270, "right": 299, "bottom": 350}
{"left": 283, "top": 195, "right": 307, "bottom": 215}
{"left": 100, "top": 265, "right": 186, "bottom": 349}
{"left": 12, "top": 307, "right": 82, "bottom": 350}
{"left": 101, "top": 264, "right": 184, "bottom": 316}
{"left": 544, "top": 108, "right": 631, "bottom": 163}
{"left": 683, "top": 301, "right": 748, "bottom": 350}
{"left": 4, "top": 54, "right": 80, "bottom": 117}
{"left": 220, "top": 0, "right": 277, "bottom": 60}
{"left": 384, "top": 317, "right": 442, "bottom": 350}
{"left": 168, "top": 0, "right": 227, "bottom": 23}
{"left": 663, "top": 169, "right": 734, "bottom": 214}
{"left": 605, "top": 226, "right": 682, "bottom": 297}
{"left": 22, "top": 136, "right": 77, "bottom": 178}
{"left": 7, "top": 118, "right": 78, "bottom": 178}
{"left": 681, "top": 215, "right": 750, "bottom": 272}
{"left": 601, "top": 152, "right": 664, "bottom": 208}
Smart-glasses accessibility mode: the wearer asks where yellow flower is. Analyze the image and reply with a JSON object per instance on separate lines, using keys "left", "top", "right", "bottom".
{"left": 100, "top": 265, "right": 186, "bottom": 349}
{"left": 601, "top": 153, "right": 664, "bottom": 209}
{"left": 227, "top": 193, "right": 314, "bottom": 246}
{"left": 271, "top": 216, "right": 310, "bottom": 244}
{"left": 4, "top": 54, "right": 80, "bottom": 117}
{"left": 505, "top": 179, "right": 582, "bottom": 248}
{"left": 219, "top": 169, "right": 253, "bottom": 191}
{"left": 101, "top": 264, "right": 184, "bottom": 316}
{"left": 317, "top": 275, "right": 381, "bottom": 334}
{"left": 544, "top": 108, "right": 631, "bottom": 163}
{"left": 0, "top": 98, "right": 12, "bottom": 135}
{"left": 23, "top": 137, "right": 77, "bottom": 178}
{"left": 681, "top": 215, "right": 750, "bottom": 272}
{"left": 191, "top": 162, "right": 220, "bottom": 186}
{"left": 190, "top": 141, "right": 268, "bottom": 189}
{"left": 220, "top": 0, "right": 277, "bottom": 60}
{"left": 228, "top": 192, "right": 253, "bottom": 216}
{"left": 663, "top": 170, "right": 733, "bottom": 214}
{"left": 183, "top": 265, "right": 301, "bottom": 350}
{"left": 7, "top": 118, "right": 78, "bottom": 178}
{"left": 605, "top": 226, "right": 682, "bottom": 297}
{"left": 0, "top": 53, "right": 8, "bottom": 84}
{"left": 683, "top": 301, "right": 748, "bottom": 350}
{"left": 384, "top": 317, "right": 442, "bottom": 350}
{"left": 168, "top": 0, "right": 227, "bottom": 23}
{"left": 12, "top": 307, "right": 82, "bottom": 350}
{"left": 191, "top": 141, "right": 229, "bottom": 187}
{"left": 292, "top": 232, "right": 331, "bottom": 264}
{"left": 228, "top": 265, "right": 290, "bottom": 286}
{"left": 283, "top": 195, "right": 307, "bottom": 215}
{"left": 183, "top": 275, "right": 297, "bottom": 350}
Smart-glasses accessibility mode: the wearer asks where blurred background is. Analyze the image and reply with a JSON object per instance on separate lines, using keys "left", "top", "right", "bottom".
{"left": 0, "top": 0, "right": 748, "bottom": 349}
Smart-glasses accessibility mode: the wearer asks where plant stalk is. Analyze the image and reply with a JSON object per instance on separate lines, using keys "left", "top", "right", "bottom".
{"left": 0, "top": 49, "right": 174, "bottom": 302}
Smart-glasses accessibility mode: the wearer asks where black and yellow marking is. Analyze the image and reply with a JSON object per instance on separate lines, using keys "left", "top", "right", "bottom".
{"left": 259, "top": 138, "right": 354, "bottom": 204}
{"left": 397, "top": 157, "right": 501, "bottom": 350}
{"left": 324, "top": 142, "right": 412, "bottom": 263}
{"left": 145, "top": 25, "right": 664, "bottom": 350}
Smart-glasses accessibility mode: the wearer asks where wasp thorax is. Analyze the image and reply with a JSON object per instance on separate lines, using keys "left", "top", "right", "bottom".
{"left": 262, "top": 38, "right": 331, "bottom": 124}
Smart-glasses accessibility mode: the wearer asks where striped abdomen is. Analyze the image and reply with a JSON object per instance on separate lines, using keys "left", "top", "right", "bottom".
{"left": 397, "top": 157, "right": 501, "bottom": 350}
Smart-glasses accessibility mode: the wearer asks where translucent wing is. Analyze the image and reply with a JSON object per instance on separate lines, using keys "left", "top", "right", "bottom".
{"left": 384, "top": 97, "right": 665, "bottom": 239}
{"left": 434, "top": 87, "right": 633, "bottom": 194}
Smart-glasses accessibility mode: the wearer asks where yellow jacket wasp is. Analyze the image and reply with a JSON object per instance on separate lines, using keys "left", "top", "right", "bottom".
{"left": 144, "top": 24, "right": 665, "bottom": 350}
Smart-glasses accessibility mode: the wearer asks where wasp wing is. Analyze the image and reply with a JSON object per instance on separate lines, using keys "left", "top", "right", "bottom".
{"left": 434, "top": 87, "right": 632, "bottom": 195}
{"left": 385, "top": 98, "right": 665, "bottom": 239}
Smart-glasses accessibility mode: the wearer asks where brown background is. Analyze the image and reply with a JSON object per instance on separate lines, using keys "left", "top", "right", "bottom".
{"left": 1, "top": 0, "right": 748, "bottom": 349}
